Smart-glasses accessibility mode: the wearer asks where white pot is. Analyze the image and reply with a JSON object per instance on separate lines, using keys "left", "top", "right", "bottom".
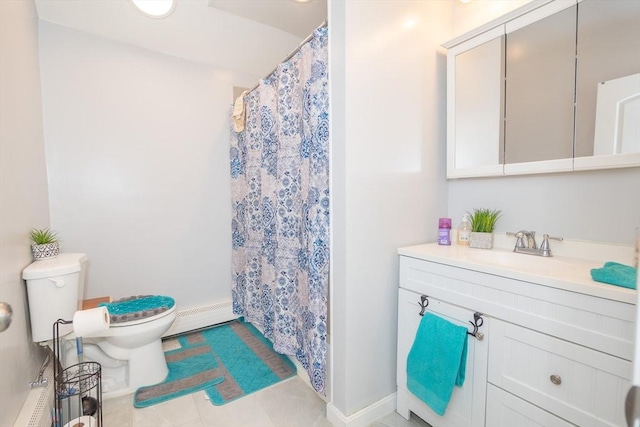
{"left": 31, "top": 242, "right": 59, "bottom": 260}
{"left": 469, "top": 232, "right": 493, "bottom": 249}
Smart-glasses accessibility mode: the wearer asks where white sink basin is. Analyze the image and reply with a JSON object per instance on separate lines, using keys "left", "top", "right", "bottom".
{"left": 461, "top": 248, "right": 595, "bottom": 279}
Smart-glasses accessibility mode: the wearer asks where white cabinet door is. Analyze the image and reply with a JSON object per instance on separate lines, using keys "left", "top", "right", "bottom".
{"left": 447, "top": 26, "right": 505, "bottom": 179}
{"left": 397, "top": 288, "right": 488, "bottom": 427}
{"left": 486, "top": 384, "right": 576, "bottom": 427}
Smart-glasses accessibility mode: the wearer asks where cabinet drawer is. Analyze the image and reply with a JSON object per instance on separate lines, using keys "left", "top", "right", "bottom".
{"left": 488, "top": 319, "right": 631, "bottom": 427}
{"left": 486, "top": 384, "right": 575, "bottom": 427}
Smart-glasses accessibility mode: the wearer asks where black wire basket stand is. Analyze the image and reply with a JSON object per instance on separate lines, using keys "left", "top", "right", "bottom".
{"left": 53, "top": 319, "right": 103, "bottom": 427}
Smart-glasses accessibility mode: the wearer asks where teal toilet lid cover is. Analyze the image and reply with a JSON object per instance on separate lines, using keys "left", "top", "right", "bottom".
{"left": 98, "top": 295, "right": 175, "bottom": 324}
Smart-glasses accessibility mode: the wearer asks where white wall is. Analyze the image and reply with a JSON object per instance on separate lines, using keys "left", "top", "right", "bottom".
{"left": 447, "top": 1, "right": 640, "bottom": 245}
{"left": 330, "top": 0, "right": 451, "bottom": 417}
{"left": 448, "top": 169, "right": 640, "bottom": 244}
{"left": 38, "top": 22, "right": 257, "bottom": 308}
{"left": 452, "top": 0, "right": 531, "bottom": 36}
{"left": 0, "top": 1, "right": 51, "bottom": 425}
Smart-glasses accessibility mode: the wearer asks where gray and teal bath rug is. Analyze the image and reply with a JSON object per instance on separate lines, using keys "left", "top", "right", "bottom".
{"left": 133, "top": 319, "right": 296, "bottom": 407}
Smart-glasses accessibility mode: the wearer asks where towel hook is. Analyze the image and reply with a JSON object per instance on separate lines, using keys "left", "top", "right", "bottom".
{"left": 416, "top": 295, "right": 485, "bottom": 341}
{"left": 418, "top": 295, "right": 429, "bottom": 316}
{"left": 468, "top": 312, "right": 484, "bottom": 341}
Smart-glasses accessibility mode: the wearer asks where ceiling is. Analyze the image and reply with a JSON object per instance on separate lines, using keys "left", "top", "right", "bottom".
{"left": 34, "top": 0, "right": 327, "bottom": 79}
{"left": 208, "top": 0, "right": 326, "bottom": 38}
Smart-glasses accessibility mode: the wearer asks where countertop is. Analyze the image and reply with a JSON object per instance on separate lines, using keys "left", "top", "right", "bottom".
{"left": 398, "top": 242, "right": 637, "bottom": 304}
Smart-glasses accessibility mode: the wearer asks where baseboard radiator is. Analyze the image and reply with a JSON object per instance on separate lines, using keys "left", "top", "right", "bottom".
{"left": 164, "top": 300, "right": 237, "bottom": 337}
{"left": 14, "top": 363, "right": 54, "bottom": 427}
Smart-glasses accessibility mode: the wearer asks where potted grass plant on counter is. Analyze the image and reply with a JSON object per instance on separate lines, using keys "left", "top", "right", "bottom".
{"left": 468, "top": 208, "right": 501, "bottom": 249}
{"left": 29, "top": 228, "right": 60, "bottom": 260}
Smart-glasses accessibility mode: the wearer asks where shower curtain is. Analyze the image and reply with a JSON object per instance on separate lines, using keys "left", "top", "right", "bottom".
{"left": 229, "top": 26, "right": 329, "bottom": 394}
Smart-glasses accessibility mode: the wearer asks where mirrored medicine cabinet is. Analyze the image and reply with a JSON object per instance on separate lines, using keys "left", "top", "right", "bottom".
{"left": 444, "top": 0, "right": 640, "bottom": 179}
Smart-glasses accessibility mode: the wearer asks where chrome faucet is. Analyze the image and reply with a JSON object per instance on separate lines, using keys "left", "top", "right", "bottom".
{"left": 507, "top": 230, "right": 563, "bottom": 257}
{"left": 507, "top": 230, "right": 537, "bottom": 249}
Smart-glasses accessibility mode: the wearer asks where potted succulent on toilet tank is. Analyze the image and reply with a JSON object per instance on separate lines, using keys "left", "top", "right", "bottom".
{"left": 468, "top": 208, "right": 501, "bottom": 249}
{"left": 29, "top": 228, "right": 60, "bottom": 260}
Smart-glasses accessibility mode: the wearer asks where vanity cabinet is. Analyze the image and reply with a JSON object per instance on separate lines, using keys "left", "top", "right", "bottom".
{"left": 397, "top": 245, "right": 635, "bottom": 427}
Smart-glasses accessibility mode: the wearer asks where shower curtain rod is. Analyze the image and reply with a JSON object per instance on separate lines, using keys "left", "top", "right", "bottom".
{"left": 247, "top": 20, "right": 328, "bottom": 94}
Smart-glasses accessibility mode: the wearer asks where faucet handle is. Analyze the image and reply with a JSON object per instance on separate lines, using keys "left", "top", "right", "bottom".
{"left": 507, "top": 231, "right": 527, "bottom": 249}
{"left": 540, "top": 234, "right": 563, "bottom": 256}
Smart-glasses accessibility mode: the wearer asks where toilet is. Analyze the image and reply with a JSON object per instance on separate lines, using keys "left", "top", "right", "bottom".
{"left": 22, "top": 253, "right": 176, "bottom": 396}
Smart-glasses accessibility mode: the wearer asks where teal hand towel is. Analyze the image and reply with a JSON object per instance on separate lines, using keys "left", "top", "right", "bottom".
{"left": 406, "top": 313, "right": 468, "bottom": 416}
{"left": 590, "top": 262, "right": 637, "bottom": 290}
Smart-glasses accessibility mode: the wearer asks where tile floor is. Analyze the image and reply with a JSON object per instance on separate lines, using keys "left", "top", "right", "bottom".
{"left": 102, "top": 336, "right": 430, "bottom": 427}
{"left": 102, "top": 376, "right": 430, "bottom": 427}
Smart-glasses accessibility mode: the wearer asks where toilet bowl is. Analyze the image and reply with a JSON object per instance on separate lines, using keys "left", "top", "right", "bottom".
{"left": 86, "top": 298, "right": 176, "bottom": 390}
{"left": 22, "top": 253, "right": 176, "bottom": 395}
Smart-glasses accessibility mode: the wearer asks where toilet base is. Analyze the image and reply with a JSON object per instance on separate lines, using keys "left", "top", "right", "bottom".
{"left": 64, "top": 337, "right": 169, "bottom": 395}
{"left": 127, "top": 339, "right": 168, "bottom": 390}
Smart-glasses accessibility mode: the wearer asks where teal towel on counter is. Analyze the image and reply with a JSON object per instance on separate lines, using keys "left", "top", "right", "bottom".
{"left": 591, "top": 262, "right": 637, "bottom": 290}
{"left": 406, "top": 312, "right": 468, "bottom": 416}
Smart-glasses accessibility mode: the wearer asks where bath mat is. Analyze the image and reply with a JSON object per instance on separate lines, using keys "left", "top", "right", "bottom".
{"left": 180, "top": 319, "right": 297, "bottom": 405}
{"left": 133, "top": 319, "right": 296, "bottom": 408}
{"left": 133, "top": 344, "right": 224, "bottom": 408}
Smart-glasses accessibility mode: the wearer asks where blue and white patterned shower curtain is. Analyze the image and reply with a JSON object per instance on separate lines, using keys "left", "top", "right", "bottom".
{"left": 229, "top": 26, "right": 329, "bottom": 394}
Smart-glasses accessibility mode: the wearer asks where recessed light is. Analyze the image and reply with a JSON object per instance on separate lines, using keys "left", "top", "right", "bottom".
{"left": 131, "top": 0, "right": 176, "bottom": 18}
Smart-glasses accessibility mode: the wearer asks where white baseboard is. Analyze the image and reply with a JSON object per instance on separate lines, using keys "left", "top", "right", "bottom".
{"left": 163, "top": 300, "right": 237, "bottom": 337}
{"left": 14, "top": 361, "right": 54, "bottom": 427}
{"left": 326, "top": 393, "right": 397, "bottom": 427}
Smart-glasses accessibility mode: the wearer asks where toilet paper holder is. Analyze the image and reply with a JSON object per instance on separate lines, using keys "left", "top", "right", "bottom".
{"left": 52, "top": 318, "right": 103, "bottom": 427}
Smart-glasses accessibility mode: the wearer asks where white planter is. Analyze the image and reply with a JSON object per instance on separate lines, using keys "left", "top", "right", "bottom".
{"left": 31, "top": 242, "right": 59, "bottom": 260}
{"left": 469, "top": 232, "right": 493, "bottom": 249}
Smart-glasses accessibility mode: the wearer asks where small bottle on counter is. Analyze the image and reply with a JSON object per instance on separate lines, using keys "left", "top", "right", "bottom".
{"left": 438, "top": 218, "right": 452, "bottom": 245}
{"left": 457, "top": 214, "right": 471, "bottom": 246}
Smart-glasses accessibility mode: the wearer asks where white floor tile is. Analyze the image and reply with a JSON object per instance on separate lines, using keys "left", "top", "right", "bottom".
{"left": 102, "top": 394, "right": 133, "bottom": 426}
{"left": 257, "top": 377, "right": 327, "bottom": 427}
{"left": 162, "top": 337, "right": 182, "bottom": 352}
{"left": 132, "top": 393, "right": 201, "bottom": 426}
{"left": 101, "top": 378, "right": 435, "bottom": 427}
{"left": 368, "top": 412, "right": 431, "bottom": 427}
{"left": 193, "top": 389, "right": 277, "bottom": 427}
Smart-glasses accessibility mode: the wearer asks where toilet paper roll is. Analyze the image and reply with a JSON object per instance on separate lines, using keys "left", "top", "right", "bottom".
{"left": 63, "top": 415, "right": 96, "bottom": 427}
{"left": 73, "top": 307, "right": 109, "bottom": 337}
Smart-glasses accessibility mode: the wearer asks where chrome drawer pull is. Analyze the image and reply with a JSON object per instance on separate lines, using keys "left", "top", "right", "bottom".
{"left": 550, "top": 374, "right": 562, "bottom": 385}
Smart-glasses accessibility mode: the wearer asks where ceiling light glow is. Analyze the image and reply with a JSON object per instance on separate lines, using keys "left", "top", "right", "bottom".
{"left": 131, "top": 0, "right": 175, "bottom": 18}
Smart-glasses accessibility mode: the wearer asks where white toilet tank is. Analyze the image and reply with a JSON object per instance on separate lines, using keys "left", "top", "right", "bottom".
{"left": 22, "top": 253, "right": 88, "bottom": 343}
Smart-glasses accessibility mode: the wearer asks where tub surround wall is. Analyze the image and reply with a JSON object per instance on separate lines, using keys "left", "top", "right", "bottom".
{"left": 0, "top": 1, "right": 51, "bottom": 425}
